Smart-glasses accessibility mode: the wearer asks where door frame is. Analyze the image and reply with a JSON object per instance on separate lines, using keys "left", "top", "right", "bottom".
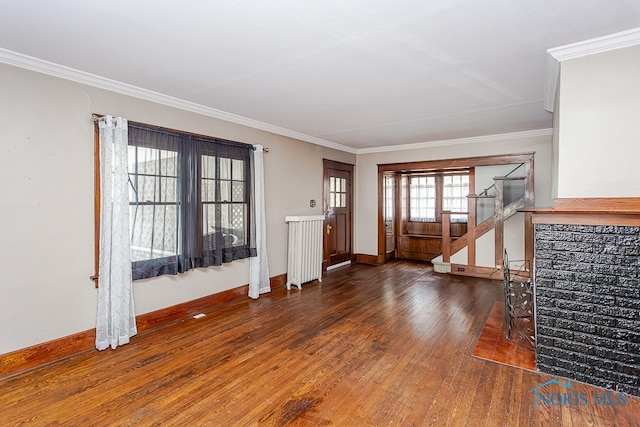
{"left": 383, "top": 172, "right": 399, "bottom": 261}
{"left": 322, "top": 159, "right": 354, "bottom": 270}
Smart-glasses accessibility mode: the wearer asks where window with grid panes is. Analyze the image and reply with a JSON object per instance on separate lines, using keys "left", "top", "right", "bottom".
{"left": 329, "top": 176, "right": 347, "bottom": 208}
{"left": 128, "top": 142, "right": 179, "bottom": 262}
{"left": 126, "top": 122, "right": 255, "bottom": 280}
{"left": 201, "top": 154, "right": 248, "bottom": 249}
{"left": 442, "top": 174, "right": 469, "bottom": 223}
{"left": 408, "top": 175, "right": 436, "bottom": 221}
{"left": 405, "top": 172, "right": 469, "bottom": 223}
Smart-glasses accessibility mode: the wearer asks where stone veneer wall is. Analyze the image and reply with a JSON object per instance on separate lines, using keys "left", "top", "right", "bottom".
{"left": 534, "top": 224, "right": 640, "bottom": 397}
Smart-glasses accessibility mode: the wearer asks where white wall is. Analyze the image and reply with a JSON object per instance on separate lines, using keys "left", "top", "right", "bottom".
{"left": 557, "top": 44, "right": 640, "bottom": 197}
{"left": 451, "top": 213, "right": 525, "bottom": 268}
{"left": 0, "top": 59, "right": 558, "bottom": 356}
{"left": 474, "top": 164, "right": 524, "bottom": 223}
{"left": 551, "top": 83, "right": 561, "bottom": 200}
{"left": 354, "top": 134, "right": 553, "bottom": 256}
{"left": 0, "top": 63, "right": 354, "bottom": 354}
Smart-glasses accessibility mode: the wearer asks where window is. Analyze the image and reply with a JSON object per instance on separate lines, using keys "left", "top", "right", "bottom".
{"left": 384, "top": 174, "right": 394, "bottom": 221}
{"left": 404, "top": 172, "right": 469, "bottom": 223}
{"left": 329, "top": 176, "right": 347, "bottom": 208}
{"left": 128, "top": 139, "right": 179, "bottom": 263}
{"left": 125, "top": 122, "right": 255, "bottom": 280}
{"left": 408, "top": 175, "right": 436, "bottom": 221}
{"left": 442, "top": 174, "right": 469, "bottom": 223}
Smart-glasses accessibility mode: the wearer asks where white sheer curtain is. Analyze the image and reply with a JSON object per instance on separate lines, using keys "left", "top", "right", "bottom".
{"left": 96, "top": 115, "right": 137, "bottom": 350}
{"left": 249, "top": 145, "right": 270, "bottom": 299}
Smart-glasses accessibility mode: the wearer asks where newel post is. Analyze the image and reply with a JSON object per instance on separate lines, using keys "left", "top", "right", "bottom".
{"left": 442, "top": 210, "right": 451, "bottom": 263}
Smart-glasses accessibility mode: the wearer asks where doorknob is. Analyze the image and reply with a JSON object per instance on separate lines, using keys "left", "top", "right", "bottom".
{"left": 326, "top": 224, "right": 332, "bottom": 234}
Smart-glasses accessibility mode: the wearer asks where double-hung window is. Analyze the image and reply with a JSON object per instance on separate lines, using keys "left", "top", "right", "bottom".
{"left": 128, "top": 126, "right": 180, "bottom": 268}
{"left": 127, "top": 123, "right": 255, "bottom": 280}
{"left": 408, "top": 175, "right": 436, "bottom": 222}
{"left": 442, "top": 174, "right": 469, "bottom": 223}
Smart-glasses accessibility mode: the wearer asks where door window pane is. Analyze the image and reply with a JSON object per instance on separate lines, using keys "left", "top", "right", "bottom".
{"left": 329, "top": 177, "right": 348, "bottom": 208}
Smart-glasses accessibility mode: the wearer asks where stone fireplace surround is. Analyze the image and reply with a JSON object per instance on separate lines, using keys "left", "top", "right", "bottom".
{"left": 526, "top": 198, "right": 640, "bottom": 397}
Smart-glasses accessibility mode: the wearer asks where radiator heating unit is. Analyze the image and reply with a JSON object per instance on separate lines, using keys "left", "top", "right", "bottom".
{"left": 285, "top": 215, "right": 325, "bottom": 290}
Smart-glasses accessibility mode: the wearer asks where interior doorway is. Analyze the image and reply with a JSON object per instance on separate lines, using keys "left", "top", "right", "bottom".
{"left": 377, "top": 152, "right": 535, "bottom": 269}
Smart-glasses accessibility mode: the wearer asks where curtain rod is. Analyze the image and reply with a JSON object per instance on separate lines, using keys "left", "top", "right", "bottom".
{"left": 92, "top": 114, "right": 268, "bottom": 152}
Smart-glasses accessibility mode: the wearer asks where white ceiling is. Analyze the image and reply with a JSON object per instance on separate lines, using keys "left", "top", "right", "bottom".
{"left": 1, "top": 1, "right": 640, "bottom": 151}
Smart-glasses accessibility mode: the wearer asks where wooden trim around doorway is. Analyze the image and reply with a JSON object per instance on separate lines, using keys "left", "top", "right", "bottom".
{"left": 377, "top": 152, "right": 535, "bottom": 266}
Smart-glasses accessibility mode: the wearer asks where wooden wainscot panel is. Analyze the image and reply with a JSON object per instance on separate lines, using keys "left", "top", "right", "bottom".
{"left": 398, "top": 235, "right": 442, "bottom": 261}
{"left": 400, "top": 221, "right": 466, "bottom": 261}
{"left": 450, "top": 223, "right": 468, "bottom": 238}
{"left": 403, "top": 221, "right": 442, "bottom": 236}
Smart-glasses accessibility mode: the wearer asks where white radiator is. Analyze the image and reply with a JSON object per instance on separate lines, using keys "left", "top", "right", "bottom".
{"left": 285, "top": 215, "right": 325, "bottom": 290}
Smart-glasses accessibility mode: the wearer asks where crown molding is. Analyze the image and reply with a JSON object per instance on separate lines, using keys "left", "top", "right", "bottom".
{"left": 0, "top": 47, "right": 356, "bottom": 154}
{"left": 355, "top": 129, "right": 553, "bottom": 154}
{"left": 544, "top": 27, "right": 640, "bottom": 113}
{"left": 543, "top": 53, "right": 561, "bottom": 113}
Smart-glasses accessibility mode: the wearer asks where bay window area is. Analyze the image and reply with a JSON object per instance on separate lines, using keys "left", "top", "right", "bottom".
{"left": 397, "top": 171, "right": 469, "bottom": 261}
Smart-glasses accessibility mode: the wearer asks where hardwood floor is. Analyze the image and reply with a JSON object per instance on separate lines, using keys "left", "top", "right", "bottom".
{"left": 1, "top": 261, "right": 638, "bottom": 426}
{"left": 472, "top": 302, "right": 536, "bottom": 371}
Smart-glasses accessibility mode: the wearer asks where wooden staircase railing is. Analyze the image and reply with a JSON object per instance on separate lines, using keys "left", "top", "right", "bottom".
{"left": 447, "top": 197, "right": 525, "bottom": 256}
{"left": 439, "top": 158, "right": 534, "bottom": 276}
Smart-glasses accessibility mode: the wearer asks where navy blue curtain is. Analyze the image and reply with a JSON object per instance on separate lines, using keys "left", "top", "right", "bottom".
{"left": 127, "top": 122, "right": 256, "bottom": 280}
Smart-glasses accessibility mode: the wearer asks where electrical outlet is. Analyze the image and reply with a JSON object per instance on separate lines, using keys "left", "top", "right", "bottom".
{"left": 310, "top": 199, "right": 316, "bottom": 208}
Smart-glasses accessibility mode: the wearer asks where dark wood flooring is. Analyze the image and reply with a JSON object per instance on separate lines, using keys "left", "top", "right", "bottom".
{"left": 1, "top": 261, "right": 638, "bottom": 426}
{"left": 472, "top": 301, "right": 536, "bottom": 371}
